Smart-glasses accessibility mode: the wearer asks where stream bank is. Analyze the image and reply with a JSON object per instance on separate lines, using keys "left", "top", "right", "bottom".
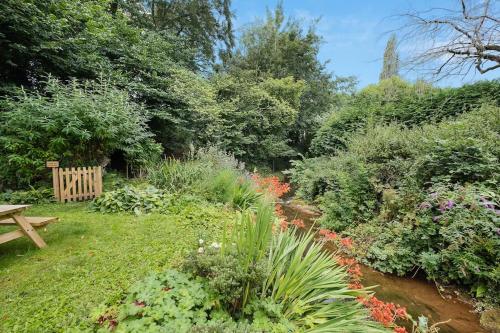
{"left": 281, "top": 201, "right": 489, "bottom": 333}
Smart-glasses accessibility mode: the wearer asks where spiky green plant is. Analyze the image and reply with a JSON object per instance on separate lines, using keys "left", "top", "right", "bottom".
{"left": 225, "top": 200, "right": 275, "bottom": 310}
{"left": 263, "top": 229, "right": 388, "bottom": 332}
{"left": 146, "top": 158, "right": 208, "bottom": 192}
{"left": 206, "top": 169, "right": 261, "bottom": 210}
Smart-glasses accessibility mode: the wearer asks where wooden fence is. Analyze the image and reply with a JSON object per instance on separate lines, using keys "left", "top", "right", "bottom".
{"left": 52, "top": 166, "right": 102, "bottom": 202}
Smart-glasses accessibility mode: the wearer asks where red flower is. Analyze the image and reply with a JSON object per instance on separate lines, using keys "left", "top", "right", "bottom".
{"left": 394, "top": 327, "right": 407, "bottom": 333}
{"left": 340, "top": 237, "right": 353, "bottom": 249}
{"left": 318, "top": 228, "right": 338, "bottom": 240}
{"left": 274, "top": 204, "right": 285, "bottom": 218}
{"left": 251, "top": 174, "right": 290, "bottom": 198}
{"left": 395, "top": 307, "right": 408, "bottom": 319}
{"left": 279, "top": 219, "right": 288, "bottom": 231}
{"left": 291, "top": 218, "right": 305, "bottom": 228}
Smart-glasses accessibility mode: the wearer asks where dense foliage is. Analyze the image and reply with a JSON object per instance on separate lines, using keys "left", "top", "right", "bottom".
{"left": 310, "top": 78, "right": 500, "bottom": 156}
{"left": 0, "top": 0, "right": 353, "bottom": 190}
{"left": 290, "top": 104, "right": 500, "bottom": 303}
{"left": 227, "top": 4, "right": 355, "bottom": 153}
{"left": 91, "top": 186, "right": 171, "bottom": 215}
{"left": 0, "top": 78, "right": 160, "bottom": 190}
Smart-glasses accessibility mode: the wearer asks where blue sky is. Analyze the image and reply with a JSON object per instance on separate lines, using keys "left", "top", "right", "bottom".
{"left": 231, "top": 0, "right": 498, "bottom": 89}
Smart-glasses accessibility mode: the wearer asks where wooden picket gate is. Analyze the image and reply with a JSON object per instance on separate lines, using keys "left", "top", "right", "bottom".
{"left": 52, "top": 166, "right": 103, "bottom": 202}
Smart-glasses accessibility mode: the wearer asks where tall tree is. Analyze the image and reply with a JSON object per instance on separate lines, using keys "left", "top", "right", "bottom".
{"left": 114, "top": 0, "right": 235, "bottom": 68}
{"left": 226, "top": 3, "right": 355, "bottom": 155}
{"left": 379, "top": 34, "right": 400, "bottom": 80}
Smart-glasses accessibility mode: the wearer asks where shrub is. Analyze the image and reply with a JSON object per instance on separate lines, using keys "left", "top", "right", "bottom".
{"left": 100, "top": 269, "right": 215, "bottom": 332}
{"left": 288, "top": 157, "right": 337, "bottom": 201}
{"left": 147, "top": 158, "right": 209, "bottom": 193}
{"left": 316, "top": 154, "right": 377, "bottom": 231}
{"left": 91, "top": 186, "right": 171, "bottom": 215}
{"left": 0, "top": 78, "right": 161, "bottom": 190}
{"left": 417, "top": 184, "right": 500, "bottom": 297}
{"left": 416, "top": 137, "right": 498, "bottom": 186}
{"left": 0, "top": 187, "right": 54, "bottom": 204}
{"left": 291, "top": 104, "right": 500, "bottom": 302}
{"left": 97, "top": 269, "right": 296, "bottom": 333}
{"left": 310, "top": 79, "right": 500, "bottom": 156}
{"left": 184, "top": 246, "right": 266, "bottom": 313}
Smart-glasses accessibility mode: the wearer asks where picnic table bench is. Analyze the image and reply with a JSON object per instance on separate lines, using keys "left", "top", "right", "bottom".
{"left": 0, "top": 205, "right": 57, "bottom": 248}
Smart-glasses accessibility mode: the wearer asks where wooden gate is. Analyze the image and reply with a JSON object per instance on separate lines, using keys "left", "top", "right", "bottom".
{"left": 52, "top": 166, "right": 103, "bottom": 202}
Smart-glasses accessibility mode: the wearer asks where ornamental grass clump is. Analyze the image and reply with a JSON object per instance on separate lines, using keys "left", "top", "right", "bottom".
{"left": 263, "top": 228, "right": 385, "bottom": 332}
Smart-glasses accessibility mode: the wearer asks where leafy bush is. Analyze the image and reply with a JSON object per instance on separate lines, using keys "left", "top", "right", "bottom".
{"left": 184, "top": 246, "right": 266, "bottom": 312}
{"left": 91, "top": 186, "right": 170, "bottom": 215}
{"left": 0, "top": 187, "right": 54, "bottom": 204}
{"left": 316, "top": 154, "right": 378, "bottom": 231}
{"left": 417, "top": 184, "right": 500, "bottom": 297}
{"left": 99, "top": 269, "right": 215, "bottom": 332}
{"left": 0, "top": 78, "right": 161, "bottom": 190}
{"left": 310, "top": 78, "right": 500, "bottom": 156}
{"left": 416, "top": 137, "right": 498, "bottom": 186}
{"left": 97, "top": 269, "right": 295, "bottom": 333}
{"left": 147, "top": 158, "right": 209, "bottom": 193}
{"left": 291, "top": 105, "right": 500, "bottom": 301}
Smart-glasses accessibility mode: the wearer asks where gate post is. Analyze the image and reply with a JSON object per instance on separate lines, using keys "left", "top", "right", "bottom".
{"left": 46, "top": 161, "right": 60, "bottom": 201}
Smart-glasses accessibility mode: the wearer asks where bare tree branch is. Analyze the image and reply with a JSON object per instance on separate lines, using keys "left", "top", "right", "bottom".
{"left": 397, "top": 0, "right": 500, "bottom": 80}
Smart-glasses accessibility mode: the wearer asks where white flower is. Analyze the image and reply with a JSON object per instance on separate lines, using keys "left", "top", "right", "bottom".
{"left": 198, "top": 239, "right": 204, "bottom": 245}
{"left": 197, "top": 247, "right": 204, "bottom": 254}
{"left": 210, "top": 242, "right": 221, "bottom": 249}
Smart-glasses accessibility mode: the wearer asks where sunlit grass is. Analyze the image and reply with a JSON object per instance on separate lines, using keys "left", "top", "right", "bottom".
{"left": 0, "top": 202, "right": 233, "bottom": 332}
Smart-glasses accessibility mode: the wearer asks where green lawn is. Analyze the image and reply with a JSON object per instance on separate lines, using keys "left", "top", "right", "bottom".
{"left": 0, "top": 201, "right": 233, "bottom": 332}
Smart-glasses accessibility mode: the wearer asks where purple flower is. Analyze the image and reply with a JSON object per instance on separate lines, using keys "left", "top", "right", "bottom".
{"left": 430, "top": 192, "right": 438, "bottom": 199}
{"left": 445, "top": 200, "right": 455, "bottom": 209}
{"left": 439, "top": 199, "right": 455, "bottom": 212}
{"left": 482, "top": 201, "right": 495, "bottom": 210}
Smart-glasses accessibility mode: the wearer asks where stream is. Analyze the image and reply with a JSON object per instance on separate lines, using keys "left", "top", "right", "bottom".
{"left": 282, "top": 203, "right": 487, "bottom": 333}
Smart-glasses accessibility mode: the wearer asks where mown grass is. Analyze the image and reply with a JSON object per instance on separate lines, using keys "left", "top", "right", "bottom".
{"left": 0, "top": 201, "right": 234, "bottom": 332}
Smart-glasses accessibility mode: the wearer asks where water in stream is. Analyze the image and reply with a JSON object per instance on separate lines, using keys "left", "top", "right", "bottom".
{"left": 282, "top": 203, "right": 487, "bottom": 333}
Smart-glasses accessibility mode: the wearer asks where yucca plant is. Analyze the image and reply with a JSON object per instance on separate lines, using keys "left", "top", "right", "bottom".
{"left": 263, "top": 228, "right": 389, "bottom": 332}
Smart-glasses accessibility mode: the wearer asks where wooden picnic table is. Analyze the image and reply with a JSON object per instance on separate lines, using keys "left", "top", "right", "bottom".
{"left": 0, "top": 205, "right": 57, "bottom": 248}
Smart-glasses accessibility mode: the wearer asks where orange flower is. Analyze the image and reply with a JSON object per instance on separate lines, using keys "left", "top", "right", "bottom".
{"left": 394, "top": 327, "right": 407, "bottom": 333}
{"left": 251, "top": 174, "right": 290, "bottom": 198}
{"left": 291, "top": 218, "right": 305, "bottom": 228}
{"left": 349, "top": 281, "right": 363, "bottom": 289}
{"left": 279, "top": 219, "right": 288, "bottom": 231}
{"left": 274, "top": 204, "right": 285, "bottom": 218}
{"left": 318, "top": 228, "right": 337, "bottom": 240}
{"left": 395, "top": 307, "right": 408, "bottom": 319}
{"left": 340, "top": 237, "right": 353, "bottom": 249}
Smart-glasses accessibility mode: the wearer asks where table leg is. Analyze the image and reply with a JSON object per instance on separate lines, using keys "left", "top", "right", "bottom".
{"left": 11, "top": 214, "right": 47, "bottom": 248}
